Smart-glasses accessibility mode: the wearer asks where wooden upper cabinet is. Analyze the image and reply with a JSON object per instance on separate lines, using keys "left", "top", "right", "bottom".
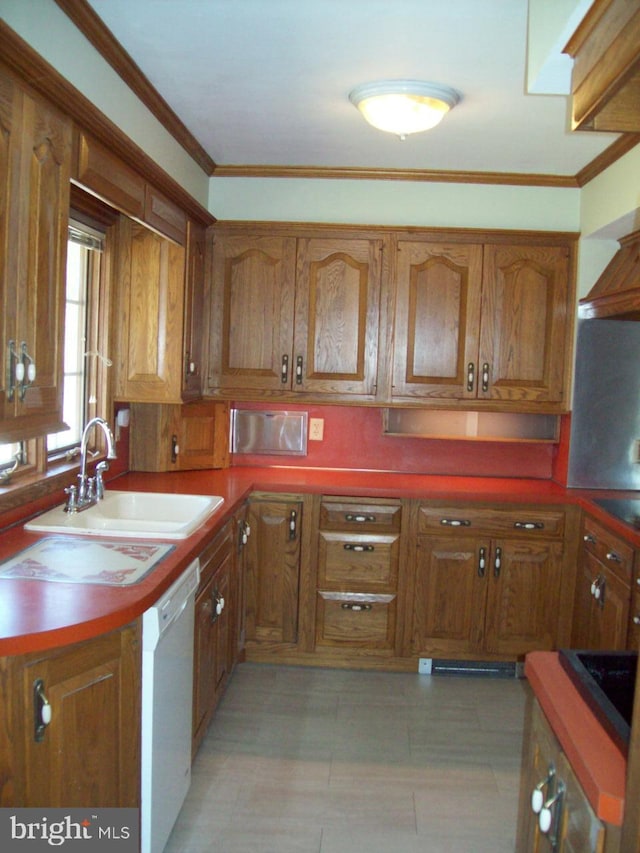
{"left": 74, "top": 130, "right": 145, "bottom": 219}
{"left": 207, "top": 229, "right": 381, "bottom": 398}
{"left": 295, "top": 238, "right": 381, "bottom": 396}
{"left": 74, "top": 130, "right": 187, "bottom": 244}
{"left": 479, "top": 244, "right": 571, "bottom": 405}
{"left": 392, "top": 239, "right": 573, "bottom": 410}
{"left": 208, "top": 232, "right": 296, "bottom": 392}
{"left": 113, "top": 217, "right": 186, "bottom": 403}
{"left": 0, "top": 69, "right": 71, "bottom": 439}
{"left": 182, "top": 220, "right": 207, "bottom": 399}
{"left": 392, "top": 241, "right": 483, "bottom": 400}
{"left": 564, "top": 0, "right": 640, "bottom": 132}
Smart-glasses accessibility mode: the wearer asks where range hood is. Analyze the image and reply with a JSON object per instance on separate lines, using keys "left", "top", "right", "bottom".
{"left": 580, "top": 230, "right": 640, "bottom": 320}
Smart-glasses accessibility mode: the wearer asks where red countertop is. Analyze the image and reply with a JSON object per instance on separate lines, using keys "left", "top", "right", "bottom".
{"left": 1, "top": 465, "right": 639, "bottom": 656}
{"left": 525, "top": 651, "right": 627, "bottom": 826}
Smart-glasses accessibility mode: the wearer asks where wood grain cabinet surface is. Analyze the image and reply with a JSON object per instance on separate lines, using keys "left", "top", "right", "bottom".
{"left": 0, "top": 622, "right": 140, "bottom": 808}
{"left": 0, "top": 67, "right": 71, "bottom": 440}
{"left": 516, "top": 697, "right": 612, "bottom": 852}
{"left": 391, "top": 240, "right": 573, "bottom": 409}
{"left": 314, "top": 497, "right": 402, "bottom": 654}
{"left": 207, "top": 229, "right": 382, "bottom": 400}
{"left": 244, "top": 495, "right": 304, "bottom": 646}
{"left": 407, "top": 503, "right": 567, "bottom": 659}
{"left": 113, "top": 216, "right": 186, "bottom": 403}
{"left": 192, "top": 521, "right": 235, "bottom": 756}
{"left": 571, "top": 515, "right": 634, "bottom": 651}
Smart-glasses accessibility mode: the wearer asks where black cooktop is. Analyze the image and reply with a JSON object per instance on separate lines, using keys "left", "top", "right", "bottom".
{"left": 593, "top": 498, "right": 640, "bottom": 530}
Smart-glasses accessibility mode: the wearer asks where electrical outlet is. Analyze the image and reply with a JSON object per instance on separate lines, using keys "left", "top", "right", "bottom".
{"left": 634, "top": 439, "right": 640, "bottom": 463}
{"left": 309, "top": 418, "right": 324, "bottom": 441}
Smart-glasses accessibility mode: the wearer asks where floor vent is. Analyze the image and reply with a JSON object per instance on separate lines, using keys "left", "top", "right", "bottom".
{"left": 419, "top": 658, "right": 519, "bottom": 678}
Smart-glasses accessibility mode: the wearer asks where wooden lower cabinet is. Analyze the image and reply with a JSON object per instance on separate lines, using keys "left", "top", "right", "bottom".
{"left": 192, "top": 520, "right": 236, "bottom": 756}
{"left": 571, "top": 515, "right": 633, "bottom": 651}
{"left": 244, "top": 495, "right": 304, "bottom": 645}
{"left": 0, "top": 622, "right": 140, "bottom": 807}
{"left": 314, "top": 497, "right": 403, "bottom": 655}
{"left": 408, "top": 504, "right": 566, "bottom": 659}
{"left": 517, "top": 696, "right": 619, "bottom": 852}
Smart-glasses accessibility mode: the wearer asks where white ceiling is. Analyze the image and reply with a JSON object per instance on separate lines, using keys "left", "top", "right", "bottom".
{"left": 85, "top": 0, "right": 618, "bottom": 178}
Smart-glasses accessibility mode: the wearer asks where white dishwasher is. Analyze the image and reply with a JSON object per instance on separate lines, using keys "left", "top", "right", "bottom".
{"left": 141, "top": 558, "right": 200, "bottom": 853}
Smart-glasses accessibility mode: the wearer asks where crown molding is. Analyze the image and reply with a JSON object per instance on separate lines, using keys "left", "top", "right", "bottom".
{"left": 54, "top": 0, "right": 216, "bottom": 176}
{"left": 211, "top": 163, "right": 580, "bottom": 187}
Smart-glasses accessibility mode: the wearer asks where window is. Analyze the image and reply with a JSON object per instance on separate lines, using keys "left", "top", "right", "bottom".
{"left": 48, "top": 222, "right": 105, "bottom": 458}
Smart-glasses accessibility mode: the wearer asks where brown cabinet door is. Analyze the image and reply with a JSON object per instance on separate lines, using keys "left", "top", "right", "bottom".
{"left": 392, "top": 241, "right": 483, "bottom": 400}
{"left": 479, "top": 244, "right": 571, "bottom": 404}
{"left": 484, "top": 538, "right": 563, "bottom": 656}
{"left": 245, "top": 498, "right": 302, "bottom": 644}
{"left": 182, "top": 220, "right": 206, "bottom": 399}
{"left": 0, "top": 72, "right": 71, "bottom": 436}
{"left": 19, "top": 625, "right": 140, "bottom": 808}
{"left": 114, "top": 218, "right": 186, "bottom": 403}
{"left": 294, "top": 237, "right": 382, "bottom": 395}
{"left": 410, "top": 535, "right": 487, "bottom": 656}
{"left": 192, "top": 523, "right": 234, "bottom": 756}
{"left": 572, "top": 551, "right": 631, "bottom": 650}
{"left": 208, "top": 233, "right": 296, "bottom": 392}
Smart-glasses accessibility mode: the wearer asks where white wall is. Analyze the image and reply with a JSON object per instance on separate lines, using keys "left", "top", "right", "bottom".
{"left": 0, "top": 0, "right": 210, "bottom": 207}
{"left": 208, "top": 176, "right": 581, "bottom": 232}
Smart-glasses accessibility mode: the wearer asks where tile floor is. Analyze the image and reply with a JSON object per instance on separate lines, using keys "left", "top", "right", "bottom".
{"left": 165, "top": 662, "right": 529, "bottom": 853}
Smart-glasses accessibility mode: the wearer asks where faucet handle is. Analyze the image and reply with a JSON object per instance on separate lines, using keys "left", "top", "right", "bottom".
{"left": 64, "top": 485, "right": 77, "bottom": 513}
{"left": 95, "top": 461, "right": 109, "bottom": 500}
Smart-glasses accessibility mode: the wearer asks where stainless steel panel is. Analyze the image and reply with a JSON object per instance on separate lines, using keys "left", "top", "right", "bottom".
{"left": 568, "top": 319, "right": 640, "bottom": 489}
{"left": 231, "top": 410, "right": 308, "bottom": 455}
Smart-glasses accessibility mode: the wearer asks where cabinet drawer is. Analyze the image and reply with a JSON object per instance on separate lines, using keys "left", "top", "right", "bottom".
{"left": 582, "top": 516, "right": 634, "bottom": 582}
{"left": 315, "top": 592, "right": 396, "bottom": 649}
{"left": 318, "top": 531, "right": 399, "bottom": 589}
{"left": 320, "top": 498, "right": 402, "bottom": 532}
{"left": 418, "top": 505, "right": 565, "bottom": 538}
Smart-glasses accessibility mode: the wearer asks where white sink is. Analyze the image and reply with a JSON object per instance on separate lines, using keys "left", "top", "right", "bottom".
{"left": 25, "top": 491, "right": 224, "bottom": 539}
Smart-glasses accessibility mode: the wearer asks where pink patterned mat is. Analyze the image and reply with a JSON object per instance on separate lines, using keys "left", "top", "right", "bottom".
{"left": 0, "top": 537, "right": 175, "bottom": 585}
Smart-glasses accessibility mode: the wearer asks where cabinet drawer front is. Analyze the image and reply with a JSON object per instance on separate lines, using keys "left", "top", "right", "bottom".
{"left": 318, "top": 532, "right": 399, "bottom": 588}
{"left": 418, "top": 505, "right": 565, "bottom": 538}
{"left": 315, "top": 592, "right": 396, "bottom": 649}
{"left": 320, "top": 498, "right": 402, "bottom": 531}
{"left": 582, "top": 516, "right": 634, "bottom": 581}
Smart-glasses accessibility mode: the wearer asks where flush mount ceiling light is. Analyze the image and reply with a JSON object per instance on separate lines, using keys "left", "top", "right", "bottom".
{"left": 349, "top": 80, "right": 461, "bottom": 139}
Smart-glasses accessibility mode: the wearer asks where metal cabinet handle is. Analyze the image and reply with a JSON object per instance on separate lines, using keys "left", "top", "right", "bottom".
{"left": 531, "top": 765, "right": 555, "bottom": 814}
{"left": 440, "top": 518, "right": 471, "bottom": 527}
{"left": 341, "top": 602, "right": 372, "bottom": 612}
{"left": 478, "top": 546, "right": 486, "bottom": 578}
{"left": 33, "top": 678, "right": 52, "bottom": 742}
{"left": 345, "top": 513, "right": 376, "bottom": 523}
{"left": 514, "top": 521, "right": 544, "bottom": 530}
{"left": 538, "top": 781, "right": 565, "bottom": 844}
{"left": 481, "top": 362, "right": 490, "bottom": 393}
{"left": 494, "top": 546, "right": 502, "bottom": 578}
{"left": 295, "top": 355, "right": 303, "bottom": 385}
{"left": 343, "top": 544, "right": 374, "bottom": 552}
{"left": 467, "top": 362, "right": 475, "bottom": 392}
{"left": 583, "top": 533, "right": 597, "bottom": 544}
{"left": 633, "top": 615, "right": 640, "bottom": 626}
{"left": 606, "top": 550, "right": 622, "bottom": 564}
{"left": 281, "top": 354, "right": 289, "bottom": 384}
{"left": 591, "top": 574, "right": 606, "bottom": 608}
{"left": 289, "top": 509, "right": 298, "bottom": 540}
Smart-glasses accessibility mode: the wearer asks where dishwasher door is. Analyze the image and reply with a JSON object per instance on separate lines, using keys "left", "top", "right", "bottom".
{"left": 141, "top": 559, "right": 199, "bottom": 853}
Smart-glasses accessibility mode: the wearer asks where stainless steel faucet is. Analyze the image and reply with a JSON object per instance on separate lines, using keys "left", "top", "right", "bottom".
{"left": 64, "top": 417, "right": 117, "bottom": 512}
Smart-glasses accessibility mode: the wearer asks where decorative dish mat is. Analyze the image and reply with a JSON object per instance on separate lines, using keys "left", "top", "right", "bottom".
{"left": 0, "top": 537, "right": 175, "bottom": 586}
